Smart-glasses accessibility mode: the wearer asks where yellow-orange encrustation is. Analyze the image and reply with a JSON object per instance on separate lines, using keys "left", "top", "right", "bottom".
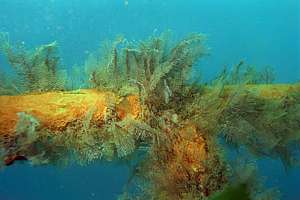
{"left": 0, "top": 89, "right": 140, "bottom": 138}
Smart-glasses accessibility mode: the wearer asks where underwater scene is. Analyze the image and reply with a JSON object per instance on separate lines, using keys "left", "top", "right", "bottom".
{"left": 0, "top": 0, "right": 299, "bottom": 199}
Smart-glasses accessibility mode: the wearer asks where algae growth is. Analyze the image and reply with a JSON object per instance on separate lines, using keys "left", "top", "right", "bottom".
{"left": 0, "top": 31, "right": 299, "bottom": 199}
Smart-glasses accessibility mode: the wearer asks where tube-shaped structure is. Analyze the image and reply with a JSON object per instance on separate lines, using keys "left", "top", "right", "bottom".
{"left": 1, "top": 84, "right": 298, "bottom": 138}
{"left": 0, "top": 84, "right": 298, "bottom": 165}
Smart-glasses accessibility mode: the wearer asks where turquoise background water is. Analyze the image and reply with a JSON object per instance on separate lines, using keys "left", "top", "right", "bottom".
{"left": 0, "top": 0, "right": 299, "bottom": 199}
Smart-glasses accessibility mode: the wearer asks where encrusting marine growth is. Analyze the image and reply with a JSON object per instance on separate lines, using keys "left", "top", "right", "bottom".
{"left": 0, "top": 31, "right": 299, "bottom": 199}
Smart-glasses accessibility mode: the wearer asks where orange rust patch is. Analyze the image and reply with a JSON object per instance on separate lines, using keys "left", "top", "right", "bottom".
{"left": 151, "top": 123, "right": 209, "bottom": 198}
{"left": 171, "top": 124, "right": 207, "bottom": 175}
{"left": 157, "top": 124, "right": 208, "bottom": 189}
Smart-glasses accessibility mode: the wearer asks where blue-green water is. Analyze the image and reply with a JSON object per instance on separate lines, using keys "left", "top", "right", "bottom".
{"left": 0, "top": 0, "right": 299, "bottom": 199}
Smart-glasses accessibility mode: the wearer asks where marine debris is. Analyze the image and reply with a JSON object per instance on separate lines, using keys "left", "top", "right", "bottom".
{"left": 0, "top": 31, "right": 299, "bottom": 199}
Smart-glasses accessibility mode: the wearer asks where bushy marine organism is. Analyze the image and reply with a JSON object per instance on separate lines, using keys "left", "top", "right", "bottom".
{"left": 85, "top": 32, "right": 207, "bottom": 108}
{"left": 0, "top": 69, "right": 20, "bottom": 95}
{"left": 0, "top": 32, "right": 66, "bottom": 93}
{"left": 218, "top": 89, "right": 300, "bottom": 168}
{"left": 217, "top": 61, "right": 276, "bottom": 85}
